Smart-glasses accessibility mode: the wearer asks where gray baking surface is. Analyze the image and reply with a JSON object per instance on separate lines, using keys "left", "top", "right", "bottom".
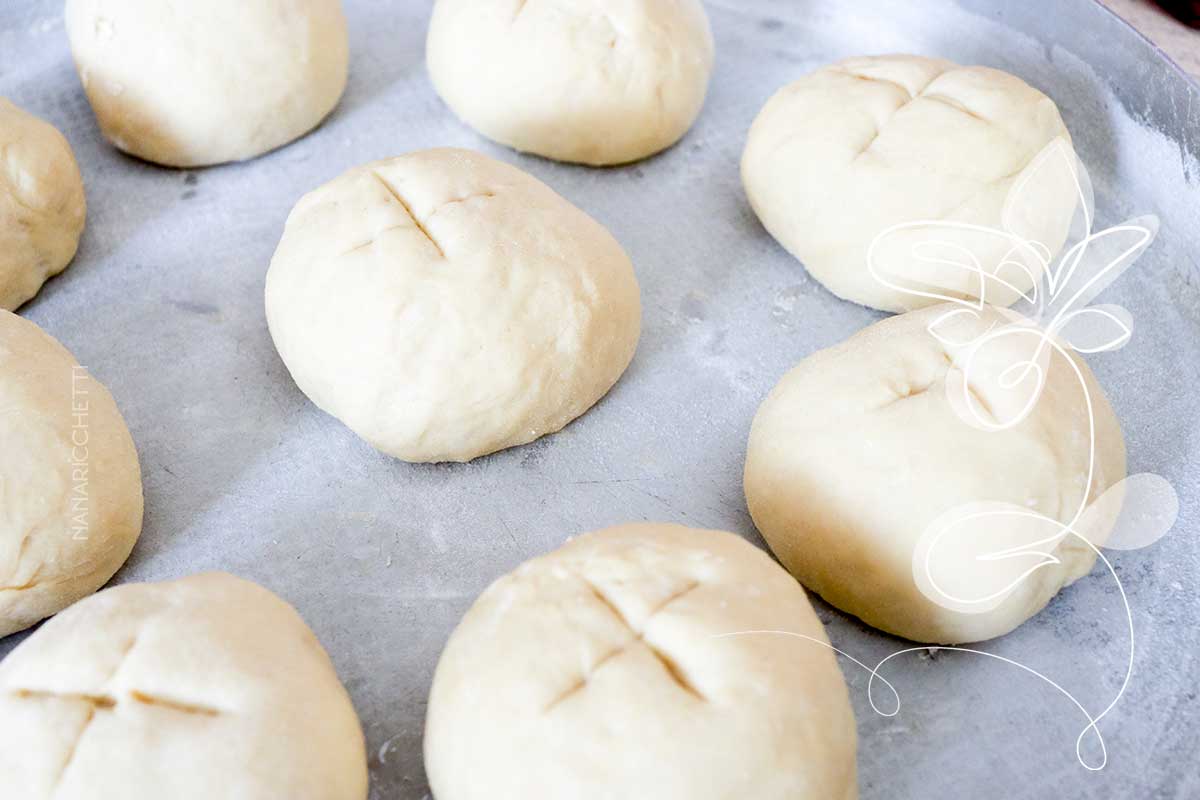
{"left": 1, "top": 1, "right": 1198, "bottom": 797}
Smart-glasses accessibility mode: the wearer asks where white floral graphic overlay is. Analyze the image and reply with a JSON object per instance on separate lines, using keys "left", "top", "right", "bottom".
{"left": 875, "top": 137, "right": 1176, "bottom": 769}
{"left": 869, "top": 137, "right": 1177, "bottom": 597}
{"left": 725, "top": 138, "right": 1179, "bottom": 771}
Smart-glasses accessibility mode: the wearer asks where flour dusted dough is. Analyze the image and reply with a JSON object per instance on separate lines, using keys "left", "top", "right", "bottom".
{"left": 0, "top": 572, "right": 367, "bottom": 799}
{"left": 741, "top": 55, "right": 1076, "bottom": 312}
{"left": 744, "top": 305, "right": 1126, "bottom": 644}
{"left": 427, "top": 0, "right": 714, "bottom": 165}
{"left": 0, "top": 99, "right": 86, "bottom": 310}
{"left": 265, "top": 147, "right": 642, "bottom": 463}
{"left": 0, "top": 311, "right": 142, "bottom": 638}
{"left": 65, "top": 0, "right": 348, "bottom": 167}
{"left": 425, "top": 523, "right": 858, "bottom": 800}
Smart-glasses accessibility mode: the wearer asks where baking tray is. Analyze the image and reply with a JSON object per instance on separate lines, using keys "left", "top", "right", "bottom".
{"left": 2, "top": 1, "right": 1198, "bottom": 797}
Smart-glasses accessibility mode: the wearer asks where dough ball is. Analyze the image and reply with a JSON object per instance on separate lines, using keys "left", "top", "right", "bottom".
{"left": 741, "top": 55, "right": 1077, "bottom": 312}
{"left": 0, "top": 572, "right": 368, "bottom": 799}
{"left": 427, "top": 0, "right": 714, "bottom": 165}
{"left": 65, "top": 0, "right": 349, "bottom": 167}
{"left": 0, "top": 311, "right": 143, "bottom": 638}
{"left": 0, "top": 99, "right": 86, "bottom": 310}
{"left": 744, "top": 305, "right": 1126, "bottom": 644}
{"left": 265, "top": 147, "right": 642, "bottom": 463}
{"left": 425, "top": 523, "right": 858, "bottom": 800}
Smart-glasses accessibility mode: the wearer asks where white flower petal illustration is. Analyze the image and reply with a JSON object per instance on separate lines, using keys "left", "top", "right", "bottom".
{"left": 1056, "top": 305, "right": 1133, "bottom": 353}
{"left": 1002, "top": 136, "right": 1086, "bottom": 263}
{"left": 1046, "top": 217, "right": 1159, "bottom": 316}
{"left": 913, "top": 502, "right": 1067, "bottom": 614}
{"left": 1079, "top": 473, "right": 1180, "bottom": 551}
{"left": 866, "top": 221, "right": 1047, "bottom": 309}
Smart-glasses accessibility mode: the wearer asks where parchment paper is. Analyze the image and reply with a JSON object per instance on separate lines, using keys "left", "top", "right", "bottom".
{"left": 1, "top": 1, "right": 1197, "bottom": 797}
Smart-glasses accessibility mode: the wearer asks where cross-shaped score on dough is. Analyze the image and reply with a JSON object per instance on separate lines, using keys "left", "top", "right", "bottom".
{"left": 543, "top": 575, "right": 705, "bottom": 712}
{"left": 8, "top": 685, "right": 224, "bottom": 792}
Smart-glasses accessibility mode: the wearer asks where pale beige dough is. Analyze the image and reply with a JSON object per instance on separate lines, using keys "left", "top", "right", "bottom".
{"left": 425, "top": 522, "right": 858, "bottom": 800}
{"left": 0, "top": 311, "right": 142, "bottom": 638}
{"left": 0, "top": 99, "right": 86, "bottom": 310}
{"left": 427, "top": 0, "right": 714, "bottom": 165}
{"left": 741, "top": 55, "right": 1078, "bottom": 312}
{"left": 0, "top": 572, "right": 368, "bottom": 799}
{"left": 265, "top": 147, "right": 642, "bottom": 463}
{"left": 744, "top": 305, "right": 1126, "bottom": 644}
{"left": 65, "top": 0, "right": 349, "bottom": 167}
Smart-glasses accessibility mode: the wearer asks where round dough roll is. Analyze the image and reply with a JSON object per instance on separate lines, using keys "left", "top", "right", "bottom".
{"left": 65, "top": 0, "right": 349, "bottom": 167}
{"left": 744, "top": 305, "right": 1126, "bottom": 644}
{"left": 265, "top": 147, "right": 642, "bottom": 463}
{"left": 425, "top": 522, "right": 858, "bottom": 800}
{"left": 0, "top": 311, "right": 142, "bottom": 637}
{"left": 741, "top": 55, "right": 1077, "bottom": 312}
{"left": 0, "top": 572, "right": 367, "bottom": 799}
{"left": 0, "top": 99, "right": 86, "bottom": 310}
{"left": 427, "top": 0, "right": 714, "bottom": 165}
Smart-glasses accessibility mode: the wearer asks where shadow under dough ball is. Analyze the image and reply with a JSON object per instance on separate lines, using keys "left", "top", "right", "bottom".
{"left": 64, "top": 0, "right": 349, "bottom": 167}
{"left": 743, "top": 305, "right": 1126, "bottom": 644}
{"left": 427, "top": 0, "right": 715, "bottom": 166}
{"left": 0, "top": 99, "right": 86, "bottom": 311}
{"left": 0, "top": 311, "right": 142, "bottom": 638}
{"left": 741, "top": 54, "right": 1079, "bottom": 312}
{"left": 265, "top": 147, "right": 642, "bottom": 463}
{"left": 425, "top": 523, "right": 859, "bottom": 800}
{"left": 0, "top": 572, "right": 368, "bottom": 799}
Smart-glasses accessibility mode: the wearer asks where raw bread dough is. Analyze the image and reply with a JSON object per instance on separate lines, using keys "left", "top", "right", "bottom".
{"left": 741, "top": 55, "right": 1077, "bottom": 312}
{"left": 0, "top": 99, "right": 86, "bottom": 310}
{"left": 744, "top": 304, "right": 1126, "bottom": 644}
{"left": 427, "top": 0, "right": 714, "bottom": 165}
{"left": 0, "top": 311, "right": 142, "bottom": 638}
{"left": 0, "top": 572, "right": 368, "bottom": 799}
{"left": 265, "top": 147, "right": 642, "bottom": 463}
{"left": 65, "top": 0, "right": 349, "bottom": 167}
{"left": 425, "top": 522, "right": 858, "bottom": 800}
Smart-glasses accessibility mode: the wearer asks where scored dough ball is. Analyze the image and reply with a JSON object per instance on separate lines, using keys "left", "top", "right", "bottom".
{"left": 0, "top": 311, "right": 143, "bottom": 638}
{"left": 427, "top": 0, "right": 715, "bottom": 165}
{"left": 64, "top": 0, "right": 349, "bottom": 167}
{"left": 265, "top": 147, "right": 642, "bottom": 463}
{"left": 744, "top": 305, "right": 1126, "bottom": 644}
{"left": 0, "top": 572, "right": 368, "bottom": 799}
{"left": 0, "top": 99, "right": 86, "bottom": 310}
{"left": 425, "top": 523, "right": 858, "bottom": 800}
{"left": 742, "top": 55, "right": 1076, "bottom": 312}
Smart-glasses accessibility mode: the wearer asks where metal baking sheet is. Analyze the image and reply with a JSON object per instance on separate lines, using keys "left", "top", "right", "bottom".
{"left": 2, "top": 1, "right": 1197, "bottom": 797}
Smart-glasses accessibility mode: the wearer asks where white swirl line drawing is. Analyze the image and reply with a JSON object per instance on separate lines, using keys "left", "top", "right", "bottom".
{"left": 713, "top": 629, "right": 1122, "bottom": 769}
{"left": 728, "top": 137, "right": 1179, "bottom": 770}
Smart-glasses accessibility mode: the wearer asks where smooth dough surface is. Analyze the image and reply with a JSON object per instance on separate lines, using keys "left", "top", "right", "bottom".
{"left": 0, "top": 99, "right": 86, "bottom": 310}
{"left": 265, "top": 147, "right": 642, "bottom": 463}
{"left": 0, "top": 311, "right": 142, "bottom": 637}
{"left": 744, "top": 305, "right": 1126, "bottom": 644}
{"left": 427, "top": 0, "right": 714, "bottom": 165}
{"left": 425, "top": 522, "right": 858, "bottom": 800}
{"left": 0, "top": 572, "right": 367, "bottom": 799}
{"left": 65, "top": 0, "right": 349, "bottom": 167}
{"left": 741, "top": 55, "right": 1077, "bottom": 312}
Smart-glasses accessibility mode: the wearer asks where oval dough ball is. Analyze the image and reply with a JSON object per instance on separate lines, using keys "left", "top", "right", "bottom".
{"left": 0, "top": 311, "right": 143, "bottom": 637}
{"left": 0, "top": 99, "right": 86, "bottom": 310}
{"left": 425, "top": 522, "right": 858, "bottom": 800}
{"left": 741, "top": 55, "right": 1077, "bottom": 312}
{"left": 0, "top": 572, "right": 368, "bottom": 799}
{"left": 744, "top": 305, "right": 1126, "bottom": 644}
{"left": 64, "top": 0, "right": 349, "bottom": 167}
{"left": 265, "top": 147, "right": 642, "bottom": 463}
{"left": 427, "top": 0, "right": 714, "bottom": 165}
